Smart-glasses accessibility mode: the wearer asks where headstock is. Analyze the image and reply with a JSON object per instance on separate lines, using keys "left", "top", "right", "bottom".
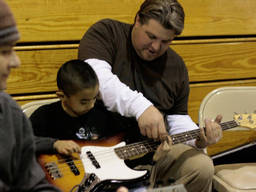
{"left": 233, "top": 113, "right": 256, "bottom": 129}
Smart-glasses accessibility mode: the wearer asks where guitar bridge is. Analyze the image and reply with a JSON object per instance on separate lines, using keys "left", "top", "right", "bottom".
{"left": 65, "top": 157, "right": 80, "bottom": 175}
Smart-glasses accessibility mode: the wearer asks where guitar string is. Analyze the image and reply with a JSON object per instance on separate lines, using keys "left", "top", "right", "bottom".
{"left": 47, "top": 119, "right": 237, "bottom": 168}
{"left": 44, "top": 141, "right": 160, "bottom": 174}
{"left": 45, "top": 140, "right": 159, "bottom": 169}
{"left": 44, "top": 120, "right": 238, "bottom": 175}
{"left": 51, "top": 139, "right": 158, "bottom": 165}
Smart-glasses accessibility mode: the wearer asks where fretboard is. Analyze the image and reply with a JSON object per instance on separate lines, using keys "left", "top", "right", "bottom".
{"left": 114, "top": 120, "right": 238, "bottom": 160}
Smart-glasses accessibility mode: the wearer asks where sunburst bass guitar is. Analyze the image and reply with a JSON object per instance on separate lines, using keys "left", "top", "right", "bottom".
{"left": 38, "top": 113, "right": 256, "bottom": 192}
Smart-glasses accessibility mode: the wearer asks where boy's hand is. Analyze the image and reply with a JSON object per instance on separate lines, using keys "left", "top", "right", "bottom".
{"left": 53, "top": 140, "right": 81, "bottom": 155}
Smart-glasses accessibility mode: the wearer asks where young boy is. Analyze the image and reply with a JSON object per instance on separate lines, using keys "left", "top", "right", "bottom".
{"left": 0, "top": 0, "right": 60, "bottom": 191}
{"left": 30, "top": 59, "right": 130, "bottom": 156}
{"left": 30, "top": 60, "right": 184, "bottom": 191}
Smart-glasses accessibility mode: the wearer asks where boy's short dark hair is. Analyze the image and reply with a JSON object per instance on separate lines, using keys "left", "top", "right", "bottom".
{"left": 57, "top": 59, "right": 98, "bottom": 96}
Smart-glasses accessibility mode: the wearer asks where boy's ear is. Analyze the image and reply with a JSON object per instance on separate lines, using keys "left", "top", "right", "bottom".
{"left": 135, "top": 14, "right": 141, "bottom": 26}
{"left": 56, "top": 90, "right": 65, "bottom": 99}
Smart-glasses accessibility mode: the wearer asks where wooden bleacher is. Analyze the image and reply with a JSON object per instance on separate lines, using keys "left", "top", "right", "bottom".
{"left": 6, "top": 0, "right": 256, "bottom": 156}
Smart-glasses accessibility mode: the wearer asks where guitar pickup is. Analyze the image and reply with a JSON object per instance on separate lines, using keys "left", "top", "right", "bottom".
{"left": 44, "top": 162, "right": 63, "bottom": 180}
{"left": 65, "top": 157, "right": 80, "bottom": 176}
{"left": 86, "top": 151, "right": 100, "bottom": 169}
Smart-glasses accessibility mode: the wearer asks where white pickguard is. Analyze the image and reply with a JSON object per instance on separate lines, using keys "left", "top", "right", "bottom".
{"left": 80, "top": 142, "right": 147, "bottom": 181}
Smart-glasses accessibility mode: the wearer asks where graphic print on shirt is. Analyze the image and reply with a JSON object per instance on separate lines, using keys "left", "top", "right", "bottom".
{"left": 76, "top": 127, "right": 91, "bottom": 139}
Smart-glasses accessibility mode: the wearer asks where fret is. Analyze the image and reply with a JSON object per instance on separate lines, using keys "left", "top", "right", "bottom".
{"left": 114, "top": 140, "right": 159, "bottom": 160}
{"left": 172, "top": 129, "right": 199, "bottom": 144}
{"left": 220, "top": 120, "right": 238, "bottom": 131}
{"left": 135, "top": 144, "right": 148, "bottom": 154}
{"left": 114, "top": 120, "right": 239, "bottom": 160}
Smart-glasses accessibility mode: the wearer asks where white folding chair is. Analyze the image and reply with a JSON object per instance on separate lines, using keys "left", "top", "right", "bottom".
{"left": 199, "top": 86, "right": 256, "bottom": 192}
{"left": 21, "top": 98, "right": 59, "bottom": 118}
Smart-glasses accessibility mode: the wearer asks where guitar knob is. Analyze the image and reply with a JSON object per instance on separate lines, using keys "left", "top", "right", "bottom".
{"left": 83, "top": 173, "right": 96, "bottom": 187}
{"left": 89, "top": 173, "right": 96, "bottom": 180}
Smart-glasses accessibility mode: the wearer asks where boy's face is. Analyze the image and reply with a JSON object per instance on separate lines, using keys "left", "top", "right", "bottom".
{"left": 0, "top": 43, "right": 20, "bottom": 90}
{"left": 62, "top": 84, "right": 99, "bottom": 117}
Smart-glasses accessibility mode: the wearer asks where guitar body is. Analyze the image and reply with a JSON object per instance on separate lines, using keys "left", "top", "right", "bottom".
{"left": 38, "top": 134, "right": 149, "bottom": 192}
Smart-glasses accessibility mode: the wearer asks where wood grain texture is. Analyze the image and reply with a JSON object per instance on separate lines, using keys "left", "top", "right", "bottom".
{"left": 179, "top": 0, "right": 256, "bottom": 36}
{"left": 172, "top": 39, "right": 256, "bottom": 82}
{"left": 6, "top": 0, "right": 256, "bottom": 42}
{"left": 7, "top": 45, "right": 77, "bottom": 94}
{"left": 207, "top": 130, "right": 256, "bottom": 156}
{"left": 13, "top": 94, "right": 57, "bottom": 106}
{"left": 7, "top": 0, "right": 143, "bottom": 42}
{"left": 6, "top": 39, "right": 256, "bottom": 94}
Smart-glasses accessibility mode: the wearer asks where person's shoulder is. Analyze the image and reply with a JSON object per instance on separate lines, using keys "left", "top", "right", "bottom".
{"left": 91, "top": 18, "right": 131, "bottom": 32}
{"left": 36, "top": 100, "right": 60, "bottom": 111}
{"left": 95, "top": 18, "right": 128, "bottom": 27}
{"left": 0, "top": 92, "right": 20, "bottom": 111}
{"left": 166, "top": 47, "right": 186, "bottom": 67}
{"left": 30, "top": 100, "right": 61, "bottom": 117}
{"left": 0, "top": 92, "right": 25, "bottom": 124}
{"left": 167, "top": 47, "right": 183, "bottom": 60}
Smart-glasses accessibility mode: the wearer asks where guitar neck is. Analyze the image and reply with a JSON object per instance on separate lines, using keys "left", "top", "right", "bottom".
{"left": 115, "top": 120, "right": 238, "bottom": 160}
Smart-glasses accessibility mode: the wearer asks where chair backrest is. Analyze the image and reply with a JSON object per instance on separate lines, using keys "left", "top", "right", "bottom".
{"left": 21, "top": 98, "right": 59, "bottom": 118}
{"left": 199, "top": 86, "right": 256, "bottom": 129}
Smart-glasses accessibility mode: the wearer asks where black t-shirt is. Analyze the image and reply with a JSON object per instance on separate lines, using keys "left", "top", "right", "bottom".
{"left": 30, "top": 101, "right": 136, "bottom": 154}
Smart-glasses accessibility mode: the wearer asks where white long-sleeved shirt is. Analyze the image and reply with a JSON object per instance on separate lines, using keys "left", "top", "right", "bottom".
{"left": 85, "top": 58, "right": 200, "bottom": 147}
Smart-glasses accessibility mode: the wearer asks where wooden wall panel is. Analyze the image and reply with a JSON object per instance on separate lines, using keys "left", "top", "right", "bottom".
{"left": 179, "top": 0, "right": 256, "bottom": 36}
{"left": 6, "top": 0, "right": 256, "bottom": 42}
{"left": 172, "top": 39, "right": 256, "bottom": 82}
{"left": 7, "top": 0, "right": 143, "bottom": 42}
{"left": 7, "top": 45, "right": 77, "bottom": 94}
{"left": 7, "top": 39, "right": 256, "bottom": 94}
